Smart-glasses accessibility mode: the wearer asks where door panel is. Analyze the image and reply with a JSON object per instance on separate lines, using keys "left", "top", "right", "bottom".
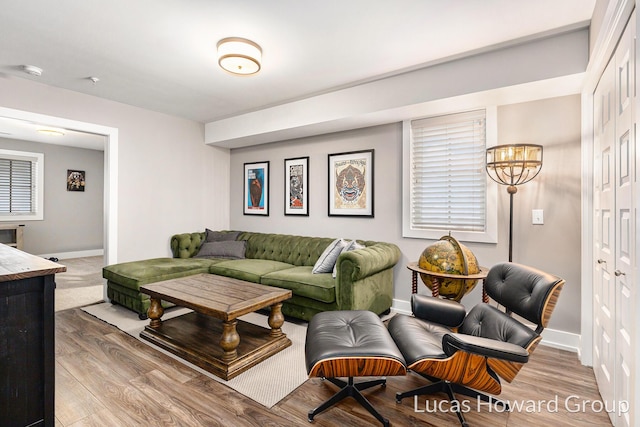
{"left": 593, "top": 14, "right": 636, "bottom": 427}
{"left": 593, "top": 55, "right": 616, "bottom": 415}
{"left": 613, "top": 16, "right": 634, "bottom": 427}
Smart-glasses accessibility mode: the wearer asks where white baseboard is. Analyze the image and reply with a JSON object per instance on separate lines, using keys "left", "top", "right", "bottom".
{"left": 391, "top": 298, "right": 580, "bottom": 354}
{"left": 540, "top": 328, "right": 580, "bottom": 353}
{"left": 391, "top": 298, "right": 412, "bottom": 315}
{"left": 37, "top": 249, "right": 104, "bottom": 260}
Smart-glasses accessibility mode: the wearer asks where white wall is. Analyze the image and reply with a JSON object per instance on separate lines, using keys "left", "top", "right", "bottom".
{"left": 0, "top": 77, "right": 230, "bottom": 262}
{"left": 230, "top": 94, "right": 582, "bottom": 337}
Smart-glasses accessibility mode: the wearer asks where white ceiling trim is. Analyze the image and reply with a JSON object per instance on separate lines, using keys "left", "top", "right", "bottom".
{"left": 205, "top": 28, "right": 588, "bottom": 148}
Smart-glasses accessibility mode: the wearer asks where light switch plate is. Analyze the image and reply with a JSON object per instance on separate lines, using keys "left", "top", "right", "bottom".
{"left": 532, "top": 209, "right": 544, "bottom": 225}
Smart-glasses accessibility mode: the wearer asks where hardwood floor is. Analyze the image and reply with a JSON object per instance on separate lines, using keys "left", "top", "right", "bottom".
{"left": 55, "top": 309, "right": 612, "bottom": 426}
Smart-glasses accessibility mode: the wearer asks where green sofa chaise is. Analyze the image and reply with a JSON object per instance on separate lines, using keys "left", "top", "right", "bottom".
{"left": 103, "top": 230, "right": 401, "bottom": 321}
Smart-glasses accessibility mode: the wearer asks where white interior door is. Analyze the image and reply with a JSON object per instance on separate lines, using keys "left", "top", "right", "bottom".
{"left": 612, "top": 16, "right": 634, "bottom": 427}
{"left": 593, "top": 51, "right": 616, "bottom": 421}
{"left": 592, "top": 13, "right": 636, "bottom": 427}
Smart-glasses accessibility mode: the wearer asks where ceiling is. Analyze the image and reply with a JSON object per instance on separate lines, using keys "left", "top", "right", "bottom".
{"left": 0, "top": 116, "right": 106, "bottom": 150}
{"left": 0, "top": 0, "right": 595, "bottom": 149}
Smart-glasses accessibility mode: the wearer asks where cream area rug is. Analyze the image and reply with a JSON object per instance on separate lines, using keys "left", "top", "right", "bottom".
{"left": 56, "top": 286, "right": 104, "bottom": 312}
{"left": 81, "top": 302, "right": 309, "bottom": 408}
{"left": 55, "top": 256, "right": 105, "bottom": 312}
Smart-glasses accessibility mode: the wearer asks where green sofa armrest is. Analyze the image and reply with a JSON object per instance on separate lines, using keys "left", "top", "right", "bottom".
{"left": 336, "top": 242, "right": 401, "bottom": 281}
{"left": 334, "top": 242, "right": 400, "bottom": 311}
{"left": 170, "top": 232, "right": 206, "bottom": 258}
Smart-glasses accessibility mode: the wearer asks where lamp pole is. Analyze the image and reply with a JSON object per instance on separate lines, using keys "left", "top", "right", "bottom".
{"left": 507, "top": 185, "right": 517, "bottom": 262}
{"left": 486, "top": 144, "right": 543, "bottom": 263}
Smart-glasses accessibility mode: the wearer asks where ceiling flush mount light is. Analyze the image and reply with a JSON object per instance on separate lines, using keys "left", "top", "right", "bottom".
{"left": 23, "top": 65, "right": 43, "bottom": 77}
{"left": 217, "top": 37, "right": 262, "bottom": 75}
{"left": 37, "top": 128, "right": 65, "bottom": 136}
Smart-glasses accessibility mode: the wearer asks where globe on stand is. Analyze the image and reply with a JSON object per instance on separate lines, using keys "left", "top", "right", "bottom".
{"left": 417, "top": 234, "right": 482, "bottom": 301}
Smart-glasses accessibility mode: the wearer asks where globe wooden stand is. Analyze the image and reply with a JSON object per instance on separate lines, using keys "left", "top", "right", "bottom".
{"left": 407, "top": 262, "right": 490, "bottom": 303}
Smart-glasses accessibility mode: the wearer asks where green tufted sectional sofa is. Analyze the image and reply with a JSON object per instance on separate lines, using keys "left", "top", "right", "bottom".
{"left": 103, "top": 231, "right": 401, "bottom": 321}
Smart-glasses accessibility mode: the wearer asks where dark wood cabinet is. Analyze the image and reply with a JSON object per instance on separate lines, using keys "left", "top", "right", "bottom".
{"left": 0, "top": 245, "right": 65, "bottom": 427}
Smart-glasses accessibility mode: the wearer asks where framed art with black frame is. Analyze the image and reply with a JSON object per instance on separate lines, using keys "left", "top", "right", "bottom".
{"left": 284, "top": 156, "right": 309, "bottom": 216}
{"left": 66, "top": 169, "right": 86, "bottom": 192}
{"left": 243, "top": 161, "right": 269, "bottom": 216}
{"left": 328, "top": 149, "right": 374, "bottom": 217}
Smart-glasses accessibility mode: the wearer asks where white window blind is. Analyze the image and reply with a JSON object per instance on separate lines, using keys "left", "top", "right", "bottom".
{"left": 0, "top": 158, "right": 34, "bottom": 214}
{"left": 0, "top": 149, "right": 44, "bottom": 221}
{"left": 409, "top": 109, "right": 488, "bottom": 234}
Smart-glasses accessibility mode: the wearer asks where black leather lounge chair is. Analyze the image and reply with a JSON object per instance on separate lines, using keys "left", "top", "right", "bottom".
{"left": 388, "top": 262, "right": 564, "bottom": 426}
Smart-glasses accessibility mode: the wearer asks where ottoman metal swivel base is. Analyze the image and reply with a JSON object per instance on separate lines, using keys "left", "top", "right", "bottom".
{"left": 308, "top": 376, "right": 389, "bottom": 426}
{"left": 305, "top": 310, "right": 407, "bottom": 426}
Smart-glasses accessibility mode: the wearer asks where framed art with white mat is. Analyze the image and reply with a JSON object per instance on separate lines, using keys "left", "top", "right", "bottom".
{"left": 328, "top": 149, "right": 374, "bottom": 217}
{"left": 243, "top": 161, "right": 269, "bottom": 216}
{"left": 284, "top": 156, "right": 309, "bottom": 216}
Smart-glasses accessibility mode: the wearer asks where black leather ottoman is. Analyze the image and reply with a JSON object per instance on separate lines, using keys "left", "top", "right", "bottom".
{"left": 305, "top": 310, "right": 406, "bottom": 426}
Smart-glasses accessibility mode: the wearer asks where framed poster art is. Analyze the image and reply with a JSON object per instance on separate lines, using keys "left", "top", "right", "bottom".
{"left": 243, "top": 161, "right": 269, "bottom": 215}
{"left": 284, "top": 156, "right": 309, "bottom": 216}
{"left": 328, "top": 149, "right": 374, "bottom": 217}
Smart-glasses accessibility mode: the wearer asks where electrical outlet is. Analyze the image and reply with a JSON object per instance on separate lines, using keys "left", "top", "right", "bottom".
{"left": 532, "top": 209, "right": 544, "bottom": 225}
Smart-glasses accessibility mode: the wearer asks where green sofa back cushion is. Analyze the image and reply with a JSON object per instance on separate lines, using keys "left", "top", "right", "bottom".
{"left": 171, "top": 231, "right": 243, "bottom": 259}
{"left": 171, "top": 232, "right": 206, "bottom": 258}
{"left": 238, "top": 232, "right": 337, "bottom": 267}
{"left": 171, "top": 230, "right": 382, "bottom": 268}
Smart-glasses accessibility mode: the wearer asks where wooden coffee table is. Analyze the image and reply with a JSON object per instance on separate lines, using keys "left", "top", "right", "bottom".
{"left": 139, "top": 273, "right": 292, "bottom": 380}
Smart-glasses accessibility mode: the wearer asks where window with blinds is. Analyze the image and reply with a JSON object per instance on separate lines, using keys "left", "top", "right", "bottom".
{"left": 0, "top": 149, "right": 44, "bottom": 221}
{"left": 402, "top": 108, "right": 497, "bottom": 243}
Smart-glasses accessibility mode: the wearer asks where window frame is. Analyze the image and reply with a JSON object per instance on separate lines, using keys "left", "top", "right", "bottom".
{"left": 0, "top": 149, "right": 44, "bottom": 221}
{"left": 402, "top": 106, "right": 497, "bottom": 243}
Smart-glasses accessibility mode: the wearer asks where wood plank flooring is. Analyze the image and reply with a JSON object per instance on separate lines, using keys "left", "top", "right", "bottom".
{"left": 55, "top": 309, "right": 612, "bottom": 426}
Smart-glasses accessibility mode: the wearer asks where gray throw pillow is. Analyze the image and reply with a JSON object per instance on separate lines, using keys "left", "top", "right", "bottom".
{"left": 195, "top": 241, "right": 246, "bottom": 259}
{"left": 205, "top": 229, "right": 241, "bottom": 242}
{"left": 332, "top": 240, "right": 365, "bottom": 278}
{"left": 312, "top": 238, "right": 348, "bottom": 274}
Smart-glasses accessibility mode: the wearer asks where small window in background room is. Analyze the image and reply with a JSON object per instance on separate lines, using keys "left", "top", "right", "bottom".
{"left": 0, "top": 149, "right": 44, "bottom": 221}
{"left": 402, "top": 108, "right": 497, "bottom": 243}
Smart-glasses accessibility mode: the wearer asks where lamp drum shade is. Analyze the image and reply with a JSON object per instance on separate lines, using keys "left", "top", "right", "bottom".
{"left": 486, "top": 143, "right": 543, "bottom": 188}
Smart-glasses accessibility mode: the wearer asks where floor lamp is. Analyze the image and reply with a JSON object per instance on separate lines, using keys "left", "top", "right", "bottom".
{"left": 486, "top": 144, "right": 543, "bottom": 262}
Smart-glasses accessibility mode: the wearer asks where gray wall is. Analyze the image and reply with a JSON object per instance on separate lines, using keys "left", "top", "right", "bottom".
{"left": 230, "top": 94, "right": 582, "bottom": 334}
{"left": 498, "top": 95, "right": 582, "bottom": 333}
{"left": 0, "top": 137, "right": 104, "bottom": 255}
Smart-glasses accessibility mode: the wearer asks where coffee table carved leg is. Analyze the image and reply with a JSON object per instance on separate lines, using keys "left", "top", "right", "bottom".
{"left": 220, "top": 320, "right": 239, "bottom": 362}
{"left": 148, "top": 297, "right": 164, "bottom": 328}
{"left": 268, "top": 303, "right": 285, "bottom": 338}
